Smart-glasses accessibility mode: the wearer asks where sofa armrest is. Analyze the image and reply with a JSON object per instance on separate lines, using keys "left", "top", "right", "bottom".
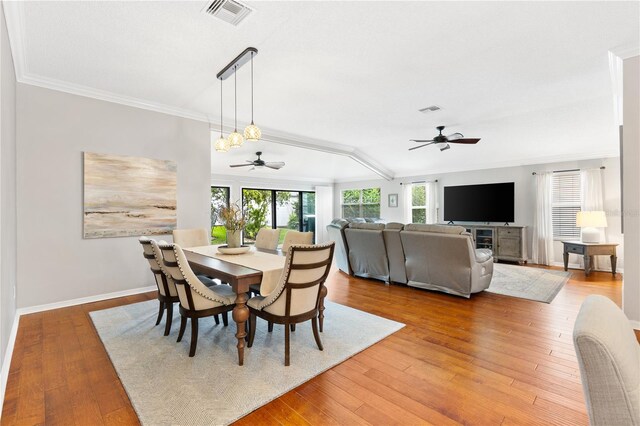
{"left": 475, "top": 248, "right": 493, "bottom": 263}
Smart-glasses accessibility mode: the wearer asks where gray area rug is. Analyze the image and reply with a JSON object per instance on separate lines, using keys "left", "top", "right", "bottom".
{"left": 90, "top": 299, "right": 404, "bottom": 425}
{"left": 487, "top": 263, "right": 570, "bottom": 303}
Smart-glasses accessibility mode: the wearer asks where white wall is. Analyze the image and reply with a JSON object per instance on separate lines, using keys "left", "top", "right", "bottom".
{"left": 0, "top": 1, "right": 17, "bottom": 376}
{"left": 334, "top": 157, "right": 623, "bottom": 269}
{"left": 16, "top": 84, "right": 211, "bottom": 308}
{"left": 622, "top": 55, "right": 639, "bottom": 324}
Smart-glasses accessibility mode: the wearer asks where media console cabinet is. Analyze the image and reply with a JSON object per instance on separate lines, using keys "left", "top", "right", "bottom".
{"left": 458, "top": 225, "right": 528, "bottom": 264}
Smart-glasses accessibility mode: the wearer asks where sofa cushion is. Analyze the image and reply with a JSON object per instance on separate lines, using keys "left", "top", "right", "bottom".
{"left": 404, "top": 224, "right": 466, "bottom": 234}
{"left": 349, "top": 222, "right": 386, "bottom": 230}
{"left": 348, "top": 217, "right": 366, "bottom": 223}
{"left": 385, "top": 222, "right": 404, "bottom": 230}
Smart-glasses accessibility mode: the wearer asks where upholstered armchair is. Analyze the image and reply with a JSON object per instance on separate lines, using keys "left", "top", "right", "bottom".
{"left": 573, "top": 295, "right": 640, "bottom": 425}
{"left": 255, "top": 228, "right": 281, "bottom": 250}
{"left": 172, "top": 228, "right": 210, "bottom": 248}
{"left": 247, "top": 243, "right": 335, "bottom": 366}
{"left": 158, "top": 242, "right": 236, "bottom": 357}
{"left": 281, "top": 231, "right": 313, "bottom": 252}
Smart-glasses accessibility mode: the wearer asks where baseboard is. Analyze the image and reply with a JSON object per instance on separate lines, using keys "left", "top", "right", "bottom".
{"left": 0, "top": 284, "right": 155, "bottom": 417}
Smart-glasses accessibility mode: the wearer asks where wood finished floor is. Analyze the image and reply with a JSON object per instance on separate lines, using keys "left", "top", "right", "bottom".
{"left": 1, "top": 266, "right": 630, "bottom": 425}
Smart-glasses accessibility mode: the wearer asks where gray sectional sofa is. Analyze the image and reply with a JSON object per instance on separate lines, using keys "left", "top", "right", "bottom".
{"left": 327, "top": 220, "right": 493, "bottom": 298}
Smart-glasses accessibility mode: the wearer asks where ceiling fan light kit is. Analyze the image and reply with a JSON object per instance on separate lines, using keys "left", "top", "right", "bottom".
{"left": 409, "top": 125, "right": 481, "bottom": 152}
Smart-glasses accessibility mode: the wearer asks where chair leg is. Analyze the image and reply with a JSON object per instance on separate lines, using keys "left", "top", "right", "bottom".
{"left": 312, "top": 316, "right": 323, "bottom": 351}
{"left": 319, "top": 286, "right": 327, "bottom": 332}
{"left": 290, "top": 324, "right": 296, "bottom": 332}
{"left": 155, "top": 301, "right": 165, "bottom": 326}
{"left": 177, "top": 315, "right": 187, "bottom": 342}
{"left": 284, "top": 322, "right": 290, "bottom": 366}
{"left": 248, "top": 314, "right": 257, "bottom": 347}
{"left": 189, "top": 317, "right": 199, "bottom": 357}
{"left": 214, "top": 314, "right": 220, "bottom": 325}
{"left": 222, "top": 311, "right": 229, "bottom": 327}
{"left": 164, "top": 302, "right": 173, "bottom": 336}
{"left": 268, "top": 322, "right": 273, "bottom": 333}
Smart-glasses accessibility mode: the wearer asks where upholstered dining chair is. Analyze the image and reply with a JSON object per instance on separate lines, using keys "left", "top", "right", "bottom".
{"left": 158, "top": 242, "right": 236, "bottom": 357}
{"left": 172, "top": 228, "right": 210, "bottom": 248}
{"left": 281, "top": 231, "right": 313, "bottom": 252}
{"left": 255, "top": 228, "right": 281, "bottom": 250}
{"left": 247, "top": 242, "right": 335, "bottom": 366}
{"left": 573, "top": 295, "right": 640, "bottom": 426}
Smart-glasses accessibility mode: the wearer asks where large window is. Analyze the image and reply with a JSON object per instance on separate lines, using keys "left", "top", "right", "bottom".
{"left": 210, "top": 186, "right": 230, "bottom": 244}
{"left": 411, "top": 184, "right": 427, "bottom": 223}
{"left": 341, "top": 188, "right": 381, "bottom": 219}
{"left": 552, "top": 171, "right": 581, "bottom": 240}
{"left": 242, "top": 188, "right": 315, "bottom": 245}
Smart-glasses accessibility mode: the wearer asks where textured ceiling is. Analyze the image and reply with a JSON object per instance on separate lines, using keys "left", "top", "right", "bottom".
{"left": 7, "top": 1, "right": 639, "bottom": 181}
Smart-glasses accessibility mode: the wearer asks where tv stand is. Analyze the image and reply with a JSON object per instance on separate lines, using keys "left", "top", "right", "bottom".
{"left": 448, "top": 224, "right": 528, "bottom": 264}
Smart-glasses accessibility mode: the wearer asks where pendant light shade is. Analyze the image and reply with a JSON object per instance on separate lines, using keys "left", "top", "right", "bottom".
{"left": 244, "top": 52, "right": 261, "bottom": 142}
{"left": 214, "top": 78, "right": 229, "bottom": 152}
{"left": 230, "top": 66, "right": 244, "bottom": 148}
{"left": 228, "top": 131, "right": 243, "bottom": 148}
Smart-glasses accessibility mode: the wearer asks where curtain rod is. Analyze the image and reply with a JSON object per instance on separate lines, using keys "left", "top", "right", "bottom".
{"left": 532, "top": 166, "right": 605, "bottom": 176}
{"left": 400, "top": 179, "right": 438, "bottom": 185}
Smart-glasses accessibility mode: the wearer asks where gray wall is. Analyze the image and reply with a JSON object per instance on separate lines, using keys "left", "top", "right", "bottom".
{"left": 0, "top": 2, "right": 17, "bottom": 371}
{"left": 622, "top": 55, "right": 639, "bottom": 324}
{"left": 16, "top": 84, "right": 210, "bottom": 308}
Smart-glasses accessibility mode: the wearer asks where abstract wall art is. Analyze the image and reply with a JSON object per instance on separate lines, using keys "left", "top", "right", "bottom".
{"left": 83, "top": 152, "right": 177, "bottom": 238}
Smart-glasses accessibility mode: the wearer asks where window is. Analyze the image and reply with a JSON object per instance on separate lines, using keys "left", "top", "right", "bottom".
{"left": 210, "top": 186, "right": 230, "bottom": 244}
{"left": 411, "top": 184, "right": 427, "bottom": 223}
{"left": 241, "top": 188, "right": 315, "bottom": 245}
{"left": 552, "top": 172, "right": 581, "bottom": 240}
{"left": 341, "top": 188, "right": 381, "bottom": 219}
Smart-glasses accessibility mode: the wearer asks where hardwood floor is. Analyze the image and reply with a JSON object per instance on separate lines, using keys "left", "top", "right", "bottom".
{"left": 1, "top": 266, "right": 629, "bottom": 425}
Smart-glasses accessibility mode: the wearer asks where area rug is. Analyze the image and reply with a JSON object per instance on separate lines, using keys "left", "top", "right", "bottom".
{"left": 487, "top": 263, "right": 570, "bottom": 303}
{"left": 90, "top": 300, "right": 404, "bottom": 425}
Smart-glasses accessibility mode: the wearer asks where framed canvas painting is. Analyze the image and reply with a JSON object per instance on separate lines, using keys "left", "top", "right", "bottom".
{"left": 388, "top": 193, "right": 398, "bottom": 208}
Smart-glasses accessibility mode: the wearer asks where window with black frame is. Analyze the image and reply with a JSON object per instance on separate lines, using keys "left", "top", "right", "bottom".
{"left": 210, "top": 186, "right": 230, "bottom": 244}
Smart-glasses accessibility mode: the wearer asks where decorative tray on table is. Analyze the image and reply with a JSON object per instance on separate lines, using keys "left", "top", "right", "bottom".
{"left": 217, "top": 245, "right": 251, "bottom": 255}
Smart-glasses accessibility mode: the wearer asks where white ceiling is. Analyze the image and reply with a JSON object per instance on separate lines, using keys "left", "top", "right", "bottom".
{"left": 6, "top": 1, "right": 639, "bottom": 181}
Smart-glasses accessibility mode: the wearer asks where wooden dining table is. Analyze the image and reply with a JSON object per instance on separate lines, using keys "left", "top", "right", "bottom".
{"left": 183, "top": 247, "right": 280, "bottom": 366}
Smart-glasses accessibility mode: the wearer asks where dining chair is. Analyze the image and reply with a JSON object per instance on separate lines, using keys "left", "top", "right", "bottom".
{"left": 255, "top": 228, "right": 281, "bottom": 250}
{"left": 247, "top": 242, "right": 335, "bottom": 366}
{"left": 172, "top": 228, "right": 210, "bottom": 248}
{"left": 158, "top": 242, "right": 236, "bottom": 357}
{"left": 281, "top": 231, "right": 313, "bottom": 252}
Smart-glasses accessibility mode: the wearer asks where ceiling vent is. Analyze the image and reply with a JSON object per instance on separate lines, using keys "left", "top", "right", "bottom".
{"left": 419, "top": 105, "right": 441, "bottom": 113}
{"left": 203, "top": 0, "right": 252, "bottom": 26}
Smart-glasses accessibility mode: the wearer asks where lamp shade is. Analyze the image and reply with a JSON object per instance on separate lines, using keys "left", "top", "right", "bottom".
{"left": 228, "top": 131, "right": 244, "bottom": 148}
{"left": 576, "top": 211, "right": 607, "bottom": 228}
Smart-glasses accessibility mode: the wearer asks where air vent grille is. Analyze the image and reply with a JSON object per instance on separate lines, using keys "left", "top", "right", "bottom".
{"left": 419, "top": 105, "right": 441, "bottom": 113}
{"left": 203, "top": 0, "right": 252, "bottom": 26}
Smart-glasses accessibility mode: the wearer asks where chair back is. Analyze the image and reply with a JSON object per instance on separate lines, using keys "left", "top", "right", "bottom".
{"left": 158, "top": 242, "right": 228, "bottom": 311}
{"left": 261, "top": 243, "right": 334, "bottom": 317}
{"left": 573, "top": 295, "right": 640, "bottom": 426}
{"left": 282, "top": 231, "right": 313, "bottom": 252}
{"left": 255, "top": 228, "right": 281, "bottom": 250}
{"left": 172, "top": 228, "right": 210, "bottom": 248}
{"left": 139, "top": 237, "right": 175, "bottom": 297}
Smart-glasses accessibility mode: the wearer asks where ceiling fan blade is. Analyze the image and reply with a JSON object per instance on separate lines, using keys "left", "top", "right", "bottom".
{"left": 265, "top": 162, "right": 285, "bottom": 169}
{"left": 449, "top": 138, "right": 480, "bottom": 144}
{"left": 229, "top": 163, "right": 254, "bottom": 168}
{"left": 410, "top": 139, "right": 434, "bottom": 143}
{"left": 408, "top": 143, "right": 433, "bottom": 151}
{"left": 447, "top": 133, "right": 464, "bottom": 141}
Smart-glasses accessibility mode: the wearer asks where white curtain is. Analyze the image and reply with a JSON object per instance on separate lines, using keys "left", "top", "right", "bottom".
{"left": 403, "top": 183, "right": 413, "bottom": 223}
{"left": 426, "top": 181, "right": 439, "bottom": 224}
{"left": 314, "top": 186, "right": 333, "bottom": 244}
{"left": 532, "top": 172, "right": 554, "bottom": 265}
{"left": 581, "top": 168, "right": 607, "bottom": 270}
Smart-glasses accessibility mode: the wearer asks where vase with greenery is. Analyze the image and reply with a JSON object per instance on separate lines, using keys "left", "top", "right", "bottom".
{"left": 219, "top": 202, "right": 246, "bottom": 248}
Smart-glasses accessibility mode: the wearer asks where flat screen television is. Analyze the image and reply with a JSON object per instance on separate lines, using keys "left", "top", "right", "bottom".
{"left": 444, "top": 182, "right": 515, "bottom": 223}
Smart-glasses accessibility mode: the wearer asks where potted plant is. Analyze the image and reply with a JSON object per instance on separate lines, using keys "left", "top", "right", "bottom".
{"left": 218, "top": 202, "right": 246, "bottom": 248}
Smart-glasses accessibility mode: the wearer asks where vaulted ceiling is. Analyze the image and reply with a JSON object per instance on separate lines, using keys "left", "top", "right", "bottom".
{"left": 5, "top": 1, "right": 639, "bottom": 181}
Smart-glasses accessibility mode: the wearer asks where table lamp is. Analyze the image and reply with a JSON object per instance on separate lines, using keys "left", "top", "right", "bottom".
{"left": 576, "top": 211, "right": 607, "bottom": 243}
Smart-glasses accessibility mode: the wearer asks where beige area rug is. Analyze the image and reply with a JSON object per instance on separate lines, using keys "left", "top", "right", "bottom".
{"left": 487, "top": 263, "right": 570, "bottom": 303}
{"left": 90, "top": 299, "right": 404, "bottom": 425}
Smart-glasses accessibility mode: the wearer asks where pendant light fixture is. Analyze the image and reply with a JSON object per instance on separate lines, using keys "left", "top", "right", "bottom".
{"left": 243, "top": 51, "right": 261, "bottom": 142}
{"left": 214, "top": 78, "right": 230, "bottom": 152}
{"left": 227, "top": 65, "right": 244, "bottom": 148}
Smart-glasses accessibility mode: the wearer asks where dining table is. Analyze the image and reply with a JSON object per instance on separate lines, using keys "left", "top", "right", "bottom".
{"left": 183, "top": 246, "right": 283, "bottom": 366}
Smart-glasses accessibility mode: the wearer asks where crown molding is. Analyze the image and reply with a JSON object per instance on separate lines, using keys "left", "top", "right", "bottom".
{"left": 609, "top": 44, "right": 640, "bottom": 60}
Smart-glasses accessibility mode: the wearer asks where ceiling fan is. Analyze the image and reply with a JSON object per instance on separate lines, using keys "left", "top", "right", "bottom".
{"left": 229, "top": 151, "right": 285, "bottom": 170}
{"left": 409, "top": 125, "right": 481, "bottom": 151}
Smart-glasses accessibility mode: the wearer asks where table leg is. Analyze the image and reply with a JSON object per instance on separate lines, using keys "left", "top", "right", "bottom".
{"left": 232, "top": 292, "right": 249, "bottom": 366}
{"left": 584, "top": 255, "right": 591, "bottom": 277}
{"left": 563, "top": 250, "right": 569, "bottom": 271}
{"left": 611, "top": 255, "right": 617, "bottom": 276}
